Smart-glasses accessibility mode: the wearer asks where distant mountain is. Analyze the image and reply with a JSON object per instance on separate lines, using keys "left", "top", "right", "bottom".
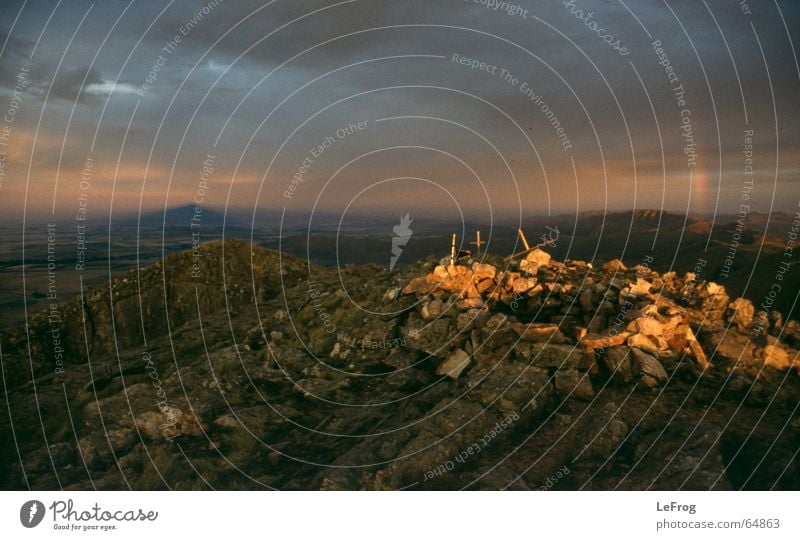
{"left": 127, "top": 205, "right": 235, "bottom": 228}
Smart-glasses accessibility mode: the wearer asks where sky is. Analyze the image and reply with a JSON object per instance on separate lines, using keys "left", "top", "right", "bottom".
{"left": 0, "top": 0, "right": 798, "bottom": 226}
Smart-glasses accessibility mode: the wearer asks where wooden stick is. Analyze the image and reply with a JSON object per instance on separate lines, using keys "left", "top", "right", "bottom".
{"left": 450, "top": 233, "right": 456, "bottom": 265}
{"left": 517, "top": 228, "right": 530, "bottom": 251}
{"left": 470, "top": 230, "right": 485, "bottom": 254}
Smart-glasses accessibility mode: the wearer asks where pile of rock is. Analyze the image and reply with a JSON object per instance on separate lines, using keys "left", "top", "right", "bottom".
{"left": 401, "top": 248, "right": 799, "bottom": 398}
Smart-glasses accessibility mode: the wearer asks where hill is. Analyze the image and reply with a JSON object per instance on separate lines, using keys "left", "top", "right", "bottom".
{"left": 1, "top": 239, "right": 799, "bottom": 490}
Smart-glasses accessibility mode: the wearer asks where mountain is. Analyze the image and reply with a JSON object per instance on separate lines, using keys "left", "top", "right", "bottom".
{"left": 120, "top": 205, "right": 237, "bottom": 229}
{"left": 2, "top": 239, "right": 799, "bottom": 490}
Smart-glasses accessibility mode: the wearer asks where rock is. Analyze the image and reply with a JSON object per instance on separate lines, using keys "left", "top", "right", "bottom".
{"left": 456, "top": 298, "right": 484, "bottom": 310}
{"left": 270, "top": 330, "right": 283, "bottom": 342}
{"left": 519, "top": 259, "right": 537, "bottom": 274}
{"left": 403, "top": 318, "right": 451, "bottom": 357}
{"left": 511, "top": 322, "right": 567, "bottom": 343}
{"left": 580, "top": 330, "right": 629, "bottom": 350}
{"left": 628, "top": 278, "right": 653, "bottom": 297}
{"left": 627, "top": 333, "right": 660, "bottom": 354}
{"left": 402, "top": 276, "right": 435, "bottom": 295}
{"left": 384, "top": 287, "right": 401, "bottom": 301}
{"left": 475, "top": 278, "right": 495, "bottom": 294}
{"left": 627, "top": 316, "right": 663, "bottom": 336}
{"left": 511, "top": 277, "right": 538, "bottom": 294}
{"left": 421, "top": 299, "right": 443, "bottom": 321}
{"left": 758, "top": 344, "right": 792, "bottom": 370}
{"left": 688, "top": 338, "right": 709, "bottom": 369}
{"left": 727, "top": 298, "right": 754, "bottom": 333}
{"left": 526, "top": 249, "right": 552, "bottom": 266}
{"left": 436, "top": 349, "right": 472, "bottom": 379}
{"left": 602, "top": 259, "right": 627, "bottom": 272}
{"left": 456, "top": 309, "right": 485, "bottom": 332}
{"left": 471, "top": 263, "right": 496, "bottom": 280}
{"left": 554, "top": 370, "right": 594, "bottom": 400}
{"left": 485, "top": 313, "right": 508, "bottom": 330}
{"left": 631, "top": 348, "right": 668, "bottom": 383}
{"left": 433, "top": 265, "right": 449, "bottom": 279}
{"left": 603, "top": 346, "right": 639, "bottom": 384}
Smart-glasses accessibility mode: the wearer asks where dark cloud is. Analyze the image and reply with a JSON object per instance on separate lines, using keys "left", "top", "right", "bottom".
{"left": 0, "top": 0, "right": 798, "bottom": 218}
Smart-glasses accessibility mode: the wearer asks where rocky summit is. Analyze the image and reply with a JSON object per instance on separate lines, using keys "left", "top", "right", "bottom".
{"left": 1, "top": 239, "right": 799, "bottom": 490}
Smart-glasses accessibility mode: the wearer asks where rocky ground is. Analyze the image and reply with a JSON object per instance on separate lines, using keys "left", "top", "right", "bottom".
{"left": 1, "top": 239, "right": 799, "bottom": 490}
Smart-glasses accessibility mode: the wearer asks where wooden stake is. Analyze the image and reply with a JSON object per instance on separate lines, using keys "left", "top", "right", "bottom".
{"left": 517, "top": 228, "right": 530, "bottom": 251}
{"left": 450, "top": 233, "right": 457, "bottom": 265}
{"left": 470, "top": 230, "right": 485, "bottom": 254}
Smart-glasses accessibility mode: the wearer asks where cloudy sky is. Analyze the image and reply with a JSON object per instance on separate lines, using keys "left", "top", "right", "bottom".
{"left": 0, "top": 0, "right": 798, "bottom": 224}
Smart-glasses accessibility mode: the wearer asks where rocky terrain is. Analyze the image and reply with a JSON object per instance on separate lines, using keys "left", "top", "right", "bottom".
{"left": 1, "top": 238, "right": 799, "bottom": 490}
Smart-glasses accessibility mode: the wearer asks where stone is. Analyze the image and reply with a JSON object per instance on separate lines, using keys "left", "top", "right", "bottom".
{"left": 758, "top": 344, "right": 792, "bottom": 370}
{"left": 628, "top": 278, "right": 653, "bottom": 297}
{"left": 471, "top": 263, "right": 496, "bottom": 280}
{"left": 727, "top": 298, "right": 754, "bottom": 334}
{"left": 421, "top": 299, "right": 443, "bottom": 321}
{"left": 456, "top": 309, "right": 484, "bottom": 332}
{"left": 554, "top": 369, "right": 594, "bottom": 400}
{"left": 511, "top": 322, "right": 567, "bottom": 343}
{"left": 603, "top": 346, "right": 639, "bottom": 384}
{"left": 436, "top": 349, "right": 472, "bottom": 379}
{"left": 476, "top": 278, "right": 495, "bottom": 294}
{"left": 626, "top": 316, "right": 663, "bottom": 336}
{"left": 511, "top": 277, "right": 538, "bottom": 294}
{"left": 519, "top": 259, "right": 538, "bottom": 274}
{"left": 402, "top": 276, "right": 435, "bottom": 295}
{"left": 525, "top": 248, "right": 552, "bottom": 266}
{"left": 463, "top": 282, "right": 482, "bottom": 299}
{"left": 686, "top": 329, "right": 709, "bottom": 369}
{"left": 485, "top": 313, "right": 508, "bottom": 330}
{"left": 603, "top": 259, "right": 627, "bottom": 272}
{"left": 384, "top": 287, "right": 401, "bottom": 301}
{"left": 631, "top": 348, "right": 668, "bottom": 383}
{"left": 627, "top": 333, "right": 661, "bottom": 354}
{"left": 456, "top": 298, "right": 484, "bottom": 310}
{"left": 580, "top": 330, "right": 630, "bottom": 350}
